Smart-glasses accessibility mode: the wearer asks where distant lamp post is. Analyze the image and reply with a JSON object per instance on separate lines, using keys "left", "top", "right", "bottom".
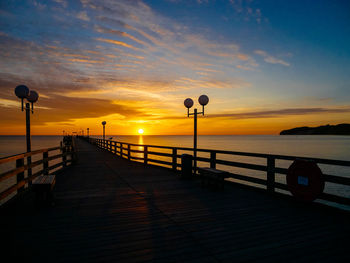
{"left": 14, "top": 85, "right": 39, "bottom": 184}
{"left": 102, "top": 121, "right": 106, "bottom": 140}
{"left": 184, "top": 95, "right": 209, "bottom": 174}
{"left": 87, "top": 128, "right": 90, "bottom": 138}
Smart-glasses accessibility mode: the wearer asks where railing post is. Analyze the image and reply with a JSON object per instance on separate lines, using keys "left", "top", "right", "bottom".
{"left": 210, "top": 151, "right": 216, "bottom": 169}
{"left": 144, "top": 146, "right": 148, "bottom": 164}
{"left": 267, "top": 156, "right": 275, "bottom": 193}
{"left": 43, "top": 151, "right": 49, "bottom": 175}
{"left": 172, "top": 148, "right": 177, "bottom": 171}
{"left": 128, "top": 144, "right": 131, "bottom": 160}
{"left": 16, "top": 158, "right": 25, "bottom": 192}
{"left": 62, "top": 146, "right": 67, "bottom": 167}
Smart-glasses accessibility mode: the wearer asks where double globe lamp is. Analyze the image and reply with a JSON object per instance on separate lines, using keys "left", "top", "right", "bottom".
{"left": 184, "top": 94, "right": 209, "bottom": 174}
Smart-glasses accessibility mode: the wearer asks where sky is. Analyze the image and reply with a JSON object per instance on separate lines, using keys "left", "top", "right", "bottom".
{"left": 0, "top": 0, "right": 349, "bottom": 135}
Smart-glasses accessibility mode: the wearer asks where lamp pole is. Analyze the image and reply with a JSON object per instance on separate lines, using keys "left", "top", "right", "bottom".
{"left": 25, "top": 102, "right": 31, "bottom": 152}
{"left": 102, "top": 121, "right": 106, "bottom": 140}
{"left": 184, "top": 95, "right": 209, "bottom": 175}
{"left": 87, "top": 128, "right": 89, "bottom": 138}
{"left": 15, "top": 85, "right": 39, "bottom": 185}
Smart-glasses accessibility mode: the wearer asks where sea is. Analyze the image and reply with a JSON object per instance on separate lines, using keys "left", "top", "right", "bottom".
{"left": 1, "top": 135, "right": 349, "bottom": 208}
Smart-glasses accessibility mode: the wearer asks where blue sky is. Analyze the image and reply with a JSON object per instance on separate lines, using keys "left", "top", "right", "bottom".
{"left": 0, "top": 0, "right": 349, "bottom": 135}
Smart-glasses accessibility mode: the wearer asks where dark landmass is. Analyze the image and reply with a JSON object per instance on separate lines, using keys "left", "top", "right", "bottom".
{"left": 280, "top": 123, "right": 350, "bottom": 135}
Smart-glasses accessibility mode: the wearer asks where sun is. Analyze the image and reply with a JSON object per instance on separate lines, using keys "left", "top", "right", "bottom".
{"left": 138, "top": 129, "right": 144, "bottom": 135}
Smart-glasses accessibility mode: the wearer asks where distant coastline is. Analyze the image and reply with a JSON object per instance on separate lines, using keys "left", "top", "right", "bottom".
{"left": 280, "top": 124, "right": 350, "bottom": 135}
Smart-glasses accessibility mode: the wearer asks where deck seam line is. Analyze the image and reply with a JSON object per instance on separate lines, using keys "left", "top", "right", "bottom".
{"left": 103, "top": 160, "right": 221, "bottom": 263}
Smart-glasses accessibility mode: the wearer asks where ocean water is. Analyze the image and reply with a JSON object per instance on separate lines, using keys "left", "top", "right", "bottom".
{"left": 1, "top": 135, "right": 350, "bottom": 207}
{"left": 1, "top": 135, "right": 349, "bottom": 160}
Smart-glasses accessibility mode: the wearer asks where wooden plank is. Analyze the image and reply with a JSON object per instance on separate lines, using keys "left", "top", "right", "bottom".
{"left": 0, "top": 159, "right": 43, "bottom": 182}
{"left": 147, "top": 158, "right": 173, "bottom": 166}
{"left": 228, "top": 172, "right": 267, "bottom": 185}
{"left": 148, "top": 151, "right": 173, "bottom": 158}
{"left": 323, "top": 174, "right": 350, "bottom": 185}
{"left": 4, "top": 137, "right": 350, "bottom": 263}
{"left": 0, "top": 146, "right": 60, "bottom": 164}
{"left": 49, "top": 162, "right": 64, "bottom": 171}
{"left": 47, "top": 153, "right": 63, "bottom": 161}
{"left": 216, "top": 159, "right": 267, "bottom": 172}
{"left": 88, "top": 138, "right": 350, "bottom": 167}
{"left": 0, "top": 180, "right": 26, "bottom": 200}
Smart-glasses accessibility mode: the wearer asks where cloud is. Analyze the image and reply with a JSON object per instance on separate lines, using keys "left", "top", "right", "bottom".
{"left": 95, "top": 37, "right": 140, "bottom": 51}
{"left": 76, "top": 11, "right": 90, "bottom": 21}
{"left": 155, "top": 107, "right": 350, "bottom": 121}
{"left": 94, "top": 25, "right": 148, "bottom": 46}
{"left": 229, "top": 0, "right": 265, "bottom": 24}
{"left": 254, "top": 50, "right": 290, "bottom": 66}
{"left": 53, "top": 0, "right": 67, "bottom": 8}
{"left": 209, "top": 107, "right": 350, "bottom": 119}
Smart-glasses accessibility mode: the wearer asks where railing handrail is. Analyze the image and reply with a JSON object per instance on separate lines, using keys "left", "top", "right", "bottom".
{"left": 86, "top": 137, "right": 350, "bottom": 207}
{"left": 0, "top": 146, "right": 61, "bottom": 164}
{"left": 90, "top": 138, "right": 350, "bottom": 167}
{"left": 0, "top": 141, "right": 75, "bottom": 203}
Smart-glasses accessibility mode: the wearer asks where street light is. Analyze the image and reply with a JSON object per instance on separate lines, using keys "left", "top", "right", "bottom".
{"left": 87, "top": 128, "right": 90, "bottom": 138}
{"left": 102, "top": 121, "right": 106, "bottom": 140}
{"left": 184, "top": 95, "right": 209, "bottom": 175}
{"left": 15, "top": 85, "right": 39, "bottom": 152}
{"left": 14, "top": 85, "right": 39, "bottom": 183}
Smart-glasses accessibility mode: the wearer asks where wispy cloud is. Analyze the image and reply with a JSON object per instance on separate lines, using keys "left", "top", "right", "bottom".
{"left": 156, "top": 106, "right": 350, "bottom": 121}
{"left": 76, "top": 11, "right": 90, "bottom": 21}
{"left": 95, "top": 37, "right": 140, "bottom": 51}
{"left": 254, "top": 50, "right": 290, "bottom": 66}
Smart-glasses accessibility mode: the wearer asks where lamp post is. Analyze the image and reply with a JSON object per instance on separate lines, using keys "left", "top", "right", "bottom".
{"left": 102, "top": 121, "right": 106, "bottom": 140}
{"left": 87, "top": 128, "right": 89, "bottom": 138}
{"left": 184, "top": 95, "right": 209, "bottom": 175}
{"left": 14, "top": 85, "right": 39, "bottom": 184}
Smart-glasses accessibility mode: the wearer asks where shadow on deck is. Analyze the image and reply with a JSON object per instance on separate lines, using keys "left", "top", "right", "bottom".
{"left": 2, "top": 139, "right": 350, "bottom": 262}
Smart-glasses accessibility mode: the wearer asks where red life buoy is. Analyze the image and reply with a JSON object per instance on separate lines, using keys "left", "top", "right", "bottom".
{"left": 286, "top": 159, "right": 325, "bottom": 202}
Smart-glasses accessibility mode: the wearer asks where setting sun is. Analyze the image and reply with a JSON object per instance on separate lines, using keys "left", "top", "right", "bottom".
{"left": 138, "top": 129, "right": 144, "bottom": 135}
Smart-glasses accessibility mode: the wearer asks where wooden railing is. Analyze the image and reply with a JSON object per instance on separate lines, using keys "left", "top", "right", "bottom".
{"left": 0, "top": 142, "right": 75, "bottom": 203}
{"left": 85, "top": 137, "right": 350, "bottom": 207}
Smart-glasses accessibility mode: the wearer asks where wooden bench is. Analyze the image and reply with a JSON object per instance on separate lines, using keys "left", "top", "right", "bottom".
{"left": 198, "top": 167, "right": 229, "bottom": 190}
{"left": 32, "top": 175, "right": 56, "bottom": 204}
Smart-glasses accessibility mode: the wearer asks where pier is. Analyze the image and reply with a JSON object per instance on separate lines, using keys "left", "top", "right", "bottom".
{"left": 1, "top": 138, "right": 350, "bottom": 262}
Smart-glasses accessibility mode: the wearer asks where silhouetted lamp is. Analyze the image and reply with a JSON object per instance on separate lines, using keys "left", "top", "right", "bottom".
{"left": 102, "top": 121, "right": 106, "bottom": 140}
{"left": 184, "top": 94, "right": 209, "bottom": 174}
{"left": 184, "top": 98, "right": 194, "bottom": 116}
{"left": 15, "top": 85, "right": 29, "bottom": 111}
{"left": 27, "top": 90, "right": 39, "bottom": 114}
{"left": 14, "top": 85, "right": 39, "bottom": 184}
{"left": 14, "top": 85, "right": 40, "bottom": 152}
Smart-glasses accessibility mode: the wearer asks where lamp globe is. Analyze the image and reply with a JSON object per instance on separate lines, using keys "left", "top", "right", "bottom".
{"left": 198, "top": 95, "right": 209, "bottom": 106}
{"left": 27, "top": 90, "right": 39, "bottom": 103}
{"left": 15, "top": 85, "right": 29, "bottom": 99}
{"left": 184, "top": 98, "right": 194, "bottom": 108}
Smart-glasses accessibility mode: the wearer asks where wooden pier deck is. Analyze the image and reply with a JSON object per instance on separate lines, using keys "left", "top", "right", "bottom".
{"left": 2, "top": 138, "right": 350, "bottom": 262}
